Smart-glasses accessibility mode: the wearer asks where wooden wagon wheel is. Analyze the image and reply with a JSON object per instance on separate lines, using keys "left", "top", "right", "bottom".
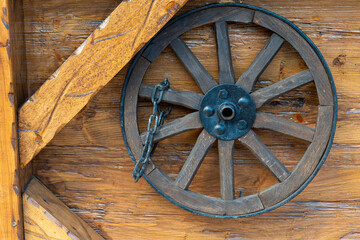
{"left": 121, "top": 3, "right": 337, "bottom": 218}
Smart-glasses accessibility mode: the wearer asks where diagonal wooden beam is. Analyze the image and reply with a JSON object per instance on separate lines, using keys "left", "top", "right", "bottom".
{"left": 0, "top": 0, "right": 28, "bottom": 238}
{"left": 23, "top": 177, "right": 104, "bottom": 239}
{"left": 18, "top": 0, "right": 189, "bottom": 167}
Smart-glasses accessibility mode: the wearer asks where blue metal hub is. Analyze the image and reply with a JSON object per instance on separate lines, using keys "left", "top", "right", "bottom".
{"left": 199, "top": 84, "right": 256, "bottom": 140}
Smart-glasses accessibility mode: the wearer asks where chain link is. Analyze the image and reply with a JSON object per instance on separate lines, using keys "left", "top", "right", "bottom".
{"left": 132, "top": 78, "right": 171, "bottom": 182}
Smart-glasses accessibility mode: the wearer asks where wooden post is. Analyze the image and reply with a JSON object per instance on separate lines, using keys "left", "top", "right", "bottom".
{"left": 0, "top": 0, "right": 27, "bottom": 238}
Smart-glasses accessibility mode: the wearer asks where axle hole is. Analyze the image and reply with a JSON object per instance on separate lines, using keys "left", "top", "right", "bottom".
{"left": 218, "top": 103, "right": 236, "bottom": 121}
{"left": 222, "top": 107, "right": 233, "bottom": 118}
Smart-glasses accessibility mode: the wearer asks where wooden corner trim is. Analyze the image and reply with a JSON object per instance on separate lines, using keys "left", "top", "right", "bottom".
{"left": 23, "top": 177, "right": 104, "bottom": 240}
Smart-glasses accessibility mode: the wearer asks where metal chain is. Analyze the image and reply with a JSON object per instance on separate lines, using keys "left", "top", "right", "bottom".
{"left": 132, "top": 78, "right": 171, "bottom": 182}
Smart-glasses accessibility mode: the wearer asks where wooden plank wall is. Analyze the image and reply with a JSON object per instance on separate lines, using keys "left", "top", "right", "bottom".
{"left": 22, "top": 0, "right": 360, "bottom": 239}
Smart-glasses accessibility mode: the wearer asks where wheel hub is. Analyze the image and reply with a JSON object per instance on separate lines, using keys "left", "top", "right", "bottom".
{"left": 199, "top": 84, "right": 256, "bottom": 140}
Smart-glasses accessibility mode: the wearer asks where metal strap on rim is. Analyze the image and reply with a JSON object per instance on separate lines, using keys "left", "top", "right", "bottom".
{"left": 132, "top": 78, "right": 171, "bottom": 182}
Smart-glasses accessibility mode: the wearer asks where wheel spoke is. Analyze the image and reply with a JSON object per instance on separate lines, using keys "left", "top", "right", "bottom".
{"left": 239, "top": 130, "right": 290, "bottom": 182}
{"left": 251, "top": 70, "right": 314, "bottom": 108}
{"left": 236, "top": 34, "right": 284, "bottom": 92}
{"left": 140, "top": 112, "right": 203, "bottom": 144}
{"left": 253, "top": 111, "right": 315, "bottom": 142}
{"left": 175, "top": 130, "right": 216, "bottom": 190}
{"left": 218, "top": 140, "right": 235, "bottom": 200}
{"left": 170, "top": 37, "right": 218, "bottom": 93}
{"left": 139, "top": 84, "right": 204, "bottom": 110}
{"left": 215, "top": 21, "right": 235, "bottom": 84}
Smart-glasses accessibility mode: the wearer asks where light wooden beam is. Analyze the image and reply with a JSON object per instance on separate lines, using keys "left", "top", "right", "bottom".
{"left": 23, "top": 178, "right": 104, "bottom": 240}
{"left": 0, "top": 0, "right": 27, "bottom": 238}
{"left": 18, "top": 0, "right": 189, "bottom": 167}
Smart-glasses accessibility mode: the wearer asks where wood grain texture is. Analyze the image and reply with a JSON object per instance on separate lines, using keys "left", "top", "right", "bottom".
{"left": 148, "top": 167, "right": 265, "bottom": 216}
{"left": 236, "top": 33, "right": 284, "bottom": 92}
{"left": 18, "top": 0, "right": 189, "bottom": 167}
{"left": 253, "top": 9, "right": 334, "bottom": 105}
{"left": 239, "top": 130, "right": 291, "bottom": 182}
{"left": 22, "top": 0, "right": 360, "bottom": 238}
{"left": 0, "top": 0, "right": 26, "bottom": 238}
{"left": 218, "top": 140, "right": 235, "bottom": 200}
{"left": 175, "top": 129, "right": 216, "bottom": 189}
{"left": 215, "top": 21, "right": 235, "bottom": 84}
{"left": 140, "top": 111, "right": 202, "bottom": 143}
{"left": 170, "top": 37, "right": 218, "bottom": 93}
{"left": 142, "top": 6, "right": 254, "bottom": 62}
{"left": 253, "top": 111, "right": 315, "bottom": 142}
{"left": 23, "top": 178, "right": 104, "bottom": 240}
{"left": 260, "top": 106, "right": 333, "bottom": 207}
{"left": 8, "top": 0, "right": 32, "bottom": 195}
{"left": 139, "top": 84, "right": 203, "bottom": 110}
{"left": 251, "top": 69, "right": 314, "bottom": 108}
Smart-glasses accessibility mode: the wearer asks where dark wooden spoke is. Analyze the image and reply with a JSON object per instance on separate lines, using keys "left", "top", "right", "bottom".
{"left": 175, "top": 130, "right": 217, "bottom": 190}
{"left": 253, "top": 11, "right": 334, "bottom": 105}
{"left": 140, "top": 112, "right": 203, "bottom": 144}
{"left": 236, "top": 34, "right": 284, "bottom": 92}
{"left": 259, "top": 106, "right": 334, "bottom": 208}
{"left": 139, "top": 84, "right": 204, "bottom": 110}
{"left": 253, "top": 111, "right": 315, "bottom": 142}
{"left": 215, "top": 21, "right": 235, "bottom": 84}
{"left": 218, "top": 140, "right": 235, "bottom": 200}
{"left": 239, "top": 130, "right": 290, "bottom": 182}
{"left": 251, "top": 70, "right": 314, "bottom": 108}
{"left": 170, "top": 37, "right": 218, "bottom": 93}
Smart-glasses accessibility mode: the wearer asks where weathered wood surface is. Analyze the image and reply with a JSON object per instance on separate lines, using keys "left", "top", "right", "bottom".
{"left": 139, "top": 84, "right": 203, "bottom": 110}
{"left": 18, "top": 0, "right": 189, "bottom": 168}
{"left": 215, "top": 21, "right": 235, "bottom": 84}
{"left": 140, "top": 111, "right": 202, "bottom": 143}
{"left": 0, "top": 0, "right": 27, "bottom": 238}
{"left": 170, "top": 37, "right": 218, "bottom": 93}
{"left": 251, "top": 69, "right": 314, "bottom": 108}
{"left": 253, "top": 9, "right": 334, "bottom": 106}
{"left": 236, "top": 33, "right": 284, "bottom": 92}
{"left": 218, "top": 140, "right": 235, "bottom": 200}
{"left": 23, "top": 0, "right": 360, "bottom": 239}
{"left": 260, "top": 106, "right": 333, "bottom": 208}
{"left": 175, "top": 129, "right": 216, "bottom": 190}
{"left": 253, "top": 111, "right": 315, "bottom": 142}
{"left": 23, "top": 178, "right": 104, "bottom": 240}
{"left": 239, "top": 130, "right": 291, "bottom": 182}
